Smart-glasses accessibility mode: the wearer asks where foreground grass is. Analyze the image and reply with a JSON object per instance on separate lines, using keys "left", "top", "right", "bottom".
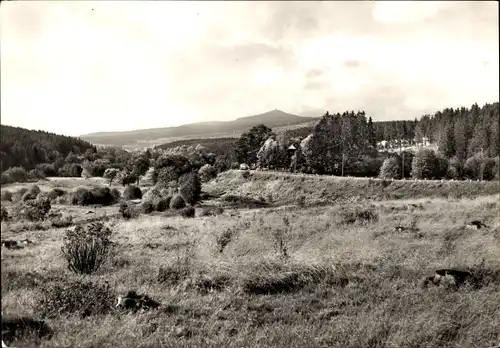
{"left": 1, "top": 178, "right": 499, "bottom": 347}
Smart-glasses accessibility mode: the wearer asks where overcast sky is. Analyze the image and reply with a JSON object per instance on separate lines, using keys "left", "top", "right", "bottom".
{"left": 1, "top": 1, "right": 498, "bottom": 136}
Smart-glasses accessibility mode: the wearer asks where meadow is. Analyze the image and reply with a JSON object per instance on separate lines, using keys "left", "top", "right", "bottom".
{"left": 1, "top": 171, "right": 499, "bottom": 348}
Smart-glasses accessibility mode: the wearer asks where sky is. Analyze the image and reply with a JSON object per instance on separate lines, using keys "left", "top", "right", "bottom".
{"left": 1, "top": 1, "right": 498, "bottom": 136}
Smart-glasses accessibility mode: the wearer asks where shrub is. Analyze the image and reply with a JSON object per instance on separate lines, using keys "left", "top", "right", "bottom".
{"left": 12, "top": 187, "right": 29, "bottom": 202}
{"left": 155, "top": 167, "right": 179, "bottom": 186}
{"left": 341, "top": 207, "right": 378, "bottom": 225}
{"left": 123, "top": 185, "right": 142, "bottom": 200}
{"left": 89, "top": 187, "right": 117, "bottom": 206}
{"left": 181, "top": 206, "right": 195, "bottom": 218}
{"left": 19, "top": 197, "right": 52, "bottom": 221}
{"left": 37, "top": 278, "right": 115, "bottom": 318}
{"left": 110, "top": 188, "right": 121, "bottom": 202}
{"left": 481, "top": 157, "right": 496, "bottom": 181}
{"left": 379, "top": 157, "right": 401, "bottom": 179}
{"left": 297, "top": 195, "right": 306, "bottom": 207}
{"left": 154, "top": 197, "right": 171, "bottom": 212}
{"left": 216, "top": 228, "right": 236, "bottom": 253}
{"left": 119, "top": 171, "right": 138, "bottom": 186}
{"left": 141, "top": 200, "right": 154, "bottom": 214}
{"left": 71, "top": 187, "right": 117, "bottom": 206}
{"left": 463, "top": 155, "right": 483, "bottom": 180}
{"left": 1, "top": 190, "right": 12, "bottom": 201}
{"left": 178, "top": 172, "right": 201, "bottom": 205}
{"left": 1, "top": 172, "right": 12, "bottom": 185}
{"left": 119, "top": 202, "right": 140, "bottom": 220}
{"left": 61, "top": 222, "right": 114, "bottom": 274}
{"left": 170, "top": 194, "right": 186, "bottom": 209}
{"left": 71, "top": 187, "right": 93, "bottom": 206}
{"left": 3, "top": 167, "right": 28, "bottom": 183}
{"left": 28, "top": 168, "right": 47, "bottom": 181}
{"left": 22, "top": 185, "right": 41, "bottom": 201}
{"left": 48, "top": 188, "right": 66, "bottom": 201}
{"left": 198, "top": 164, "right": 217, "bottom": 183}
{"left": 1, "top": 206, "right": 9, "bottom": 222}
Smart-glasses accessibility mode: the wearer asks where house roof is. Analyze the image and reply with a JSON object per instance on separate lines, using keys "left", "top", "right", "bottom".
{"left": 288, "top": 144, "right": 297, "bottom": 150}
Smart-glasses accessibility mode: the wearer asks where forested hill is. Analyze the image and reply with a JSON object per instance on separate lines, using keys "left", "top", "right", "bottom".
{"left": 0, "top": 125, "right": 96, "bottom": 172}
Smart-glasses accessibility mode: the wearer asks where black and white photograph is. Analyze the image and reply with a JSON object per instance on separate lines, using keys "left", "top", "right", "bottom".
{"left": 1, "top": 1, "right": 499, "bottom": 347}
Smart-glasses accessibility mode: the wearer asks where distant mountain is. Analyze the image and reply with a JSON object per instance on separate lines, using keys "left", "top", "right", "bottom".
{"left": 0, "top": 124, "right": 95, "bottom": 172}
{"left": 79, "top": 109, "right": 319, "bottom": 148}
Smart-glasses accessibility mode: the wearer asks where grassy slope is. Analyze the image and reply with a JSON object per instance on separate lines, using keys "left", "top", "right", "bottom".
{"left": 205, "top": 170, "right": 500, "bottom": 206}
{"left": 1, "top": 176, "right": 500, "bottom": 348}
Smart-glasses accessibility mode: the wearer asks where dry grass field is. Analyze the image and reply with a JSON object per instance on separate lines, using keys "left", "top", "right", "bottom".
{"left": 1, "top": 171, "right": 499, "bottom": 348}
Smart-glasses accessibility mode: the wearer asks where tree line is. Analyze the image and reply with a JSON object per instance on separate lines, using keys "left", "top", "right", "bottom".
{"left": 1, "top": 101, "right": 498, "bottom": 185}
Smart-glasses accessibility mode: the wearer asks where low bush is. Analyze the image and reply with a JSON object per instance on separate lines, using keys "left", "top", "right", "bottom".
{"left": 37, "top": 278, "right": 116, "bottom": 318}
{"left": 1, "top": 190, "right": 12, "bottom": 201}
{"left": 61, "top": 222, "right": 114, "bottom": 275}
{"left": 170, "top": 194, "right": 186, "bottom": 209}
{"left": 2, "top": 167, "right": 28, "bottom": 183}
{"left": 216, "top": 228, "right": 236, "bottom": 253}
{"left": 341, "top": 207, "right": 379, "bottom": 225}
{"left": 18, "top": 197, "right": 52, "bottom": 221}
{"left": 47, "top": 188, "right": 66, "bottom": 201}
{"left": 89, "top": 187, "right": 117, "bottom": 206}
{"left": 154, "top": 197, "right": 171, "bottom": 212}
{"left": 1, "top": 206, "right": 9, "bottom": 222}
{"left": 12, "top": 188, "right": 29, "bottom": 202}
{"left": 178, "top": 172, "right": 201, "bottom": 205}
{"left": 110, "top": 188, "right": 121, "bottom": 202}
{"left": 181, "top": 206, "right": 195, "bottom": 218}
{"left": 71, "top": 187, "right": 93, "bottom": 206}
{"left": 119, "top": 202, "right": 140, "bottom": 220}
{"left": 141, "top": 200, "right": 154, "bottom": 214}
{"left": 123, "top": 185, "right": 142, "bottom": 200}
{"left": 22, "top": 184, "right": 41, "bottom": 201}
{"left": 71, "top": 187, "right": 118, "bottom": 206}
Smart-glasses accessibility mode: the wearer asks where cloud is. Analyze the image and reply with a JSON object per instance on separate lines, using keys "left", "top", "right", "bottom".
{"left": 0, "top": 1, "right": 498, "bottom": 135}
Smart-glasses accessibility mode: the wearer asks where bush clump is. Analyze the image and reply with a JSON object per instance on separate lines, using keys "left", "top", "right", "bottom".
{"left": 123, "top": 185, "right": 142, "bottom": 200}
{"left": 154, "top": 197, "right": 171, "bottom": 212}
{"left": 37, "top": 278, "right": 116, "bottom": 318}
{"left": 1, "top": 167, "right": 28, "bottom": 184}
{"left": 170, "top": 194, "right": 186, "bottom": 210}
{"left": 1, "top": 190, "right": 12, "bottom": 201}
{"left": 1, "top": 206, "right": 9, "bottom": 222}
{"left": 71, "top": 187, "right": 93, "bottom": 206}
{"left": 180, "top": 206, "right": 195, "bottom": 218}
{"left": 178, "top": 172, "right": 201, "bottom": 205}
{"left": 61, "top": 222, "right": 114, "bottom": 275}
{"left": 22, "top": 185, "right": 41, "bottom": 201}
{"left": 47, "top": 188, "right": 66, "bottom": 201}
{"left": 71, "top": 187, "right": 118, "bottom": 206}
{"left": 341, "top": 207, "right": 379, "bottom": 225}
{"left": 89, "top": 187, "right": 117, "bottom": 206}
{"left": 119, "top": 202, "right": 140, "bottom": 220}
{"left": 19, "top": 197, "right": 52, "bottom": 221}
{"left": 141, "top": 200, "right": 154, "bottom": 214}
